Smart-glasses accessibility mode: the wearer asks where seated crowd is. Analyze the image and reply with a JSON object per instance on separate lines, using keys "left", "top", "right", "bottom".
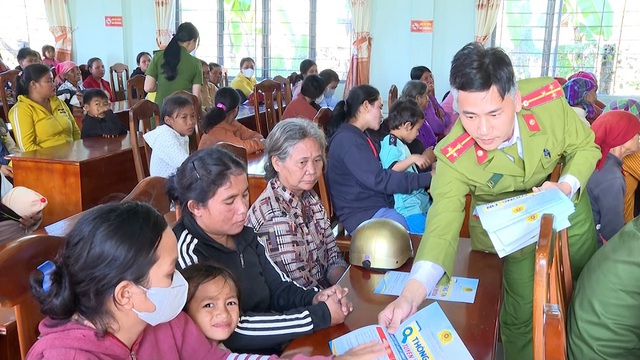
{"left": 4, "top": 24, "right": 640, "bottom": 360}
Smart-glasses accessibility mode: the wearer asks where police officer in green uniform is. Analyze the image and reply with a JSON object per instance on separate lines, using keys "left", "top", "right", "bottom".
{"left": 378, "top": 43, "right": 600, "bottom": 359}
{"left": 567, "top": 216, "right": 640, "bottom": 359}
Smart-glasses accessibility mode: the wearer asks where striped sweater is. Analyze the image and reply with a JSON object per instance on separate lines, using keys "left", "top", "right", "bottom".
{"left": 174, "top": 215, "right": 331, "bottom": 354}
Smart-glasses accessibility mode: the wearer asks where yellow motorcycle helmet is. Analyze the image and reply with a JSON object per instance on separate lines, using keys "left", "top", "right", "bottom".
{"left": 349, "top": 218, "right": 413, "bottom": 270}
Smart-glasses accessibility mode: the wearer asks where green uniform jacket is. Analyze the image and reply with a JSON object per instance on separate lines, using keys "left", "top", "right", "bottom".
{"left": 415, "top": 77, "right": 601, "bottom": 280}
{"left": 146, "top": 47, "right": 203, "bottom": 107}
{"left": 568, "top": 217, "right": 640, "bottom": 359}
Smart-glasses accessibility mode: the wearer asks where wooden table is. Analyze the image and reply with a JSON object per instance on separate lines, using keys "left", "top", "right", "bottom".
{"left": 282, "top": 236, "right": 504, "bottom": 360}
{"left": 247, "top": 151, "right": 267, "bottom": 204}
{"left": 8, "top": 134, "right": 142, "bottom": 226}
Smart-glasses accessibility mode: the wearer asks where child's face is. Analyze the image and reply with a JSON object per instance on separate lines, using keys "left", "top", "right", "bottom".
{"left": 187, "top": 277, "right": 240, "bottom": 342}
{"left": 84, "top": 97, "right": 110, "bottom": 118}
{"left": 44, "top": 49, "right": 55, "bottom": 59}
{"left": 20, "top": 56, "right": 38, "bottom": 69}
{"left": 165, "top": 105, "right": 196, "bottom": 136}
{"left": 395, "top": 118, "right": 424, "bottom": 144}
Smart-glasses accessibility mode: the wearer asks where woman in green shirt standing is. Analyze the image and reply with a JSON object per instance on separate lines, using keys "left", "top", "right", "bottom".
{"left": 144, "top": 22, "right": 203, "bottom": 107}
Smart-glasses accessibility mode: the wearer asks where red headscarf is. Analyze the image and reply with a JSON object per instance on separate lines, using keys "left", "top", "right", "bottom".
{"left": 591, "top": 110, "right": 640, "bottom": 170}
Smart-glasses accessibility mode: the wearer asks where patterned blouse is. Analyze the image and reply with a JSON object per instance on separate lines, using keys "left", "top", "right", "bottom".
{"left": 246, "top": 177, "right": 348, "bottom": 289}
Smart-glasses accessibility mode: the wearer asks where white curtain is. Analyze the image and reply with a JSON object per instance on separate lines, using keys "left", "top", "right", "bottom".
{"left": 155, "top": 0, "right": 175, "bottom": 49}
{"left": 475, "top": 0, "right": 502, "bottom": 45}
{"left": 343, "top": 0, "right": 373, "bottom": 97}
{"left": 44, "top": 0, "right": 73, "bottom": 61}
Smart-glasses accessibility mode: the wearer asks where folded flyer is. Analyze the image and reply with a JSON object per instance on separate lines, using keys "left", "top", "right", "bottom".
{"left": 329, "top": 302, "right": 472, "bottom": 360}
{"left": 474, "top": 188, "right": 575, "bottom": 257}
{"left": 373, "top": 271, "right": 478, "bottom": 304}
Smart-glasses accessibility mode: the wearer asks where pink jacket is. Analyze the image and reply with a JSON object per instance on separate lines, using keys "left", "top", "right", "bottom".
{"left": 27, "top": 312, "right": 334, "bottom": 360}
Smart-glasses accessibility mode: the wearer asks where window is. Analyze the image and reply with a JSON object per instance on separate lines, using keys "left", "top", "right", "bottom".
{"left": 0, "top": 0, "right": 54, "bottom": 68}
{"left": 494, "top": 0, "right": 640, "bottom": 96}
{"left": 178, "top": 0, "right": 351, "bottom": 80}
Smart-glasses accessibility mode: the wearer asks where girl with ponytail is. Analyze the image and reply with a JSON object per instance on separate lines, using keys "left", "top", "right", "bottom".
{"left": 197, "top": 87, "right": 264, "bottom": 154}
{"left": 325, "top": 85, "right": 432, "bottom": 234}
{"left": 144, "top": 22, "right": 203, "bottom": 107}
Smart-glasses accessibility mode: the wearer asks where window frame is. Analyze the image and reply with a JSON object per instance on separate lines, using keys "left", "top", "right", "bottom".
{"left": 175, "top": 0, "right": 345, "bottom": 80}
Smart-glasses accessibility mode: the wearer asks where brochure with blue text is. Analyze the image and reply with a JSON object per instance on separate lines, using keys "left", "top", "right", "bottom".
{"left": 329, "top": 302, "right": 473, "bottom": 360}
{"left": 474, "top": 188, "right": 575, "bottom": 257}
{"left": 373, "top": 271, "right": 478, "bottom": 304}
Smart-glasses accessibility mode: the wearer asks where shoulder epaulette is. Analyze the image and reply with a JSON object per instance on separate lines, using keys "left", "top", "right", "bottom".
{"left": 521, "top": 80, "right": 563, "bottom": 110}
{"left": 442, "top": 132, "right": 475, "bottom": 162}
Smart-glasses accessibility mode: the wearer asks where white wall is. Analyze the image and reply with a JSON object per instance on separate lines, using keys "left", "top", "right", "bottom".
{"left": 64, "top": 0, "right": 476, "bottom": 107}
{"left": 67, "top": 0, "right": 156, "bottom": 69}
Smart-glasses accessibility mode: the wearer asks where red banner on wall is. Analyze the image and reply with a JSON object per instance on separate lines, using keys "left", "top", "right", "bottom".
{"left": 410, "top": 20, "right": 433, "bottom": 33}
{"left": 105, "top": 16, "right": 123, "bottom": 27}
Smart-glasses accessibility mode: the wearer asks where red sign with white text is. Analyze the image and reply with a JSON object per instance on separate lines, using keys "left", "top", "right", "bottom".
{"left": 105, "top": 16, "right": 123, "bottom": 27}
{"left": 410, "top": 20, "right": 433, "bottom": 33}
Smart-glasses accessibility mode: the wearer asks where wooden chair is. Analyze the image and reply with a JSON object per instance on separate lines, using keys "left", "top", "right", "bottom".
{"left": 221, "top": 71, "right": 228, "bottom": 87}
{"left": 127, "top": 75, "right": 146, "bottom": 103}
{"left": 287, "top": 72, "right": 298, "bottom": 89}
{"left": 121, "top": 176, "right": 170, "bottom": 215}
{"left": 109, "top": 63, "right": 130, "bottom": 102}
{"left": 215, "top": 142, "right": 248, "bottom": 165}
{"left": 313, "top": 108, "right": 332, "bottom": 134}
{"left": 79, "top": 64, "right": 90, "bottom": 81}
{"left": 171, "top": 90, "right": 201, "bottom": 151}
{"left": 533, "top": 214, "right": 572, "bottom": 360}
{"left": 315, "top": 171, "right": 353, "bottom": 252}
{"left": 252, "top": 79, "right": 283, "bottom": 136}
{"left": 273, "top": 75, "right": 292, "bottom": 105}
{"left": 388, "top": 84, "right": 398, "bottom": 110}
{"left": 0, "top": 70, "right": 20, "bottom": 122}
{"left": 129, "top": 99, "right": 160, "bottom": 182}
{"left": 0, "top": 235, "right": 66, "bottom": 358}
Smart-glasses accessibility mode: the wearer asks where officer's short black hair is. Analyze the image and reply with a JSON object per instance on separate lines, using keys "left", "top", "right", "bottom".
{"left": 449, "top": 42, "right": 516, "bottom": 100}
{"left": 386, "top": 99, "right": 424, "bottom": 131}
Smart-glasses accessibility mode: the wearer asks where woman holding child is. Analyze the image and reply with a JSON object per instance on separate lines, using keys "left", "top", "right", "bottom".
{"left": 246, "top": 119, "right": 348, "bottom": 289}
{"left": 168, "top": 147, "right": 353, "bottom": 354}
{"left": 326, "top": 85, "right": 432, "bottom": 233}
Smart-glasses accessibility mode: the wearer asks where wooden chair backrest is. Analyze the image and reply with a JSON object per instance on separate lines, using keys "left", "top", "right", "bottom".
{"left": 533, "top": 214, "right": 572, "bottom": 360}
{"left": 215, "top": 142, "right": 248, "bottom": 165}
{"left": 388, "top": 84, "right": 398, "bottom": 110}
{"left": 0, "top": 235, "right": 66, "bottom": 358}
{"left": 222, "top": 71, "right": 228, "bottom": 87}
{"left": 109, "top": 63, "right": 130, "bottom": 101}
{"left": 313, "top": 107, "right": 332, "bottom": 134}
{"left": 252, "top": 79, "right": 283, "bottom": 136}
{"left": 79, "top": 64, "right": 90, "bottom": 81}
{"left": 121, "top": 176, "right": 170, "bottom": 214}
{"left": 287, "top": 72, "right": 298, "bottom": 88}
{"left": 129, "top": 99, "right": 160, "bottom": 182}
{"left": 170, "top": 90, "right": 202, "bottom": 151}
{"left": 0, "top": 69, "right": 20, "bottom": 122}
{"left": 127, "top": 75, "right": 146, "bottom": 103}
{"left": 273, "top": 75, "right": 292, "bottom": 105}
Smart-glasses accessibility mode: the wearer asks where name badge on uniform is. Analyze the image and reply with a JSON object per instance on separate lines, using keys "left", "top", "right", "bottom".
{"left": 486, "top": 173, "right": 504, "bottom": 189}
{"left": 543, "top": 148, "right": 550, "bottom": 158}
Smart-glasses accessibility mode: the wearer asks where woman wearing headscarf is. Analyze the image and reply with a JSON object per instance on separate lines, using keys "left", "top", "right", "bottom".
{"left": 563, "top": 77, "right": 597, "bottom": 126}
{"left": 55, "top": 61, "right": 84, "bottom": 113}
{"left": 603, "top": 99, "right": 640, "bottom": 222}
{"left": 586, "top": 110, "right": 640, "bottom": 246}
{"left": 568, "top": 70, "right": 607, "bottom": 111}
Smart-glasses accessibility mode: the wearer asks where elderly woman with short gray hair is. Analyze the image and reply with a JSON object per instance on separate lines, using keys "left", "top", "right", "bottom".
{"left": 245, "top": 118, "right": 348, "bottom": 289}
